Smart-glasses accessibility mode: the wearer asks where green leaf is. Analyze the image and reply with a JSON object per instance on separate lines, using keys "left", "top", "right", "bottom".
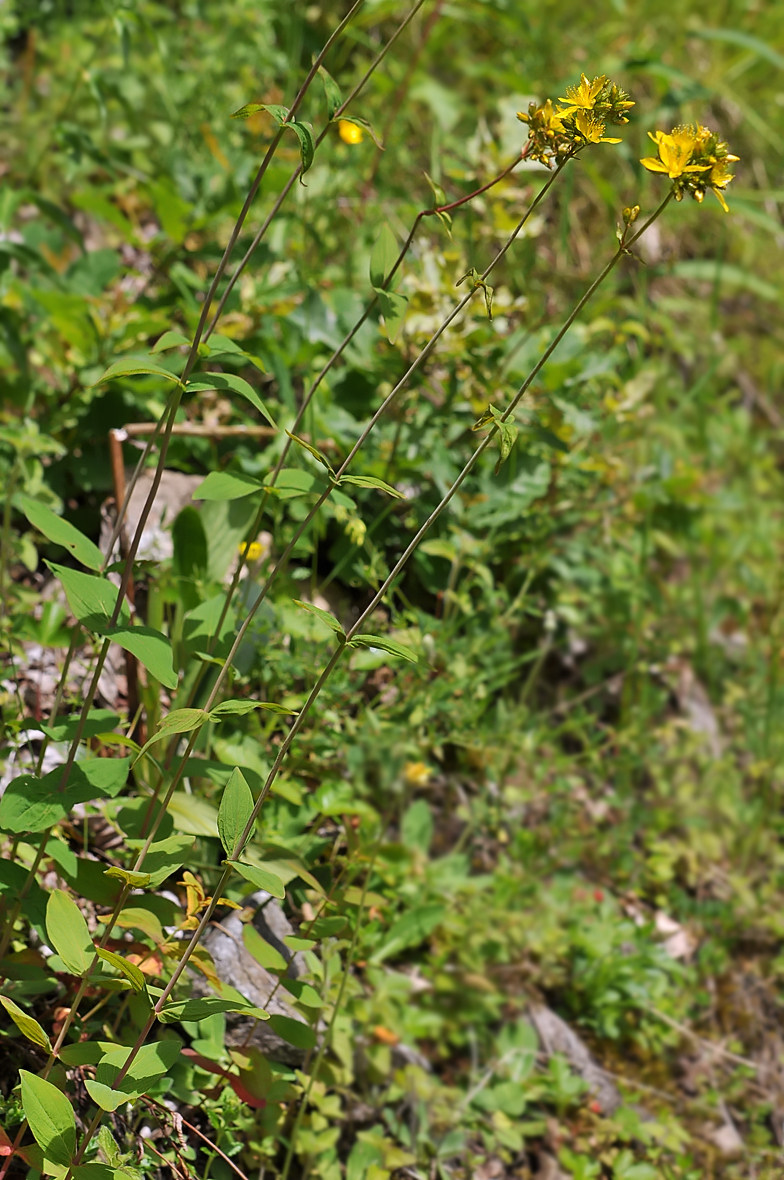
{"left": 104, "top": 625, "right": 178, "bottom": 690}
{"left": 265, "top": 468, "right": 329, "bottom": 499}
{"left": 287, "top": 119, "right": 315, "bottom": 177}
{"left": 157, "top": 997, "right": 269, "bottom": 1024}
{"left": 285, "top": 432, "right": 335, "bottom": 475}
{"left": 96, "top": 948, "right": 146, "bottom": 993}
{"left": 339, "top": 474, "right": 404, "bottom": 498}
{"left": 96, "top": 1039, "right": 183, "bottom": 1097}
{"left": 242, "top": 923, "right": 288, "bottom": 971}
{"left": 135, "top": 708, "right": 210, "bottom": 762}
{"left": 280, "top": 978, "right": 324, "bottom": 1008}
{"left": 292, "top": 600, "right": 345, "bottom": 639}
{"left": 309, "top": 916, "right": 348, "bottom": 938}
{"left": 144, "top": 834, "right": 195, "bottom": 888}
{"left": 46, "top": 889, "right": 95, "bottom": 976}
{"left": 349, "top": 634, "right": 417, "bottom": 662}
{"left": 0, "top": 995, "right": 53, "bottom": 1052}
{"left": 151, "top": 330, "right": 190, "bottom": 352}
{"left": 370, "top": 224, "right": 399, "bottom": 289}
{"left": 338, "top": 114, "right": 383, "bottom": 149}
{"left": 17, "top": 495, "right": 103, "bottom": 570}
{"left": 217, "top": 767, "right": 254, "bottom": 856}
{"left": 227, "top": 859, "right": 285, "bottom": 899}
{"left": 38, "top": 709, "right": 120, "bottom": 743}
{"left": 192, "top": 470, "right": 265, "bottom": 501}
{"left": 283, "top": 935, "right": 316, "bottom": 952}
{"left": 371, "top": 903, "right": 445, "bottom": 964}
{"left": 187, "top": 373, "right": 276, "bottom": 425}
{"left": 103, "top": 867, "right": 151, "bottom": 889}
{"left": 48, "top": 563, "right": 130, "bottom": 632}
{"left": 0, "top": 759, "right": 131, "bottom": 833}
{"left": 266, "top": 1014, "right": 316, "bottom": 1050}
{"left": 374, "top": 288, "right": 408, "bottom": 344}
{"left": 84, "top": 1080, "right": 128, "bottom": 1112}
{"left": 231, "top": 102, "right": 289, "bottom": 122}
{"left": 94, "top": 356, "right": 183, "bottom": 386}
{"left": 319, "top": 65, "right": 342, "bottom": 119}
{"left": 210, "top": 699, "right": 296, "bottom": 717}
{"left": 20, "top": 1071, "right": 77, "bottom": 1167}
{"left": 115, "top": 908, "right": 164, "bottom": 944}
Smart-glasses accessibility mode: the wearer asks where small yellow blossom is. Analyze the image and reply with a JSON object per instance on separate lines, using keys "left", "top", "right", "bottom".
{"left": 558, "top": 73, "right": 608, "bottom": 115}
{"left": 641, "top": 122, "right": 738, "bottom": 211}
{"left": 573, "top": 110, "right": 622, "bottom": 145}
{"left": 404, "top": 761, "right": 432, "bottom": 787}
{"left": 640, "top": 127, "right": 709, "bottom": 180}
{"left": 239, "top": 541, "right": 264, "bottom": 562}
{"left": 339, "top": 120, "right": 364, "bottom": 145}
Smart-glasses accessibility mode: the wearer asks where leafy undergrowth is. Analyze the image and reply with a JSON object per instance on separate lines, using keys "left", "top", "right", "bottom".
{"left": 1, "top": 2, "right": 784, "bottom": 1179}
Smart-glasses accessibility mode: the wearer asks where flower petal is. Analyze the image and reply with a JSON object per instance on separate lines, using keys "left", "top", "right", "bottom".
{"left": 640, "top": 157, "right": 669, "bottom": 173}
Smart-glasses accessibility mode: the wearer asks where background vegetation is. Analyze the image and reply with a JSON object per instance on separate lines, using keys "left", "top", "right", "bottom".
{"left": 1, "top": 1, "right": 783, "bottom": 1178}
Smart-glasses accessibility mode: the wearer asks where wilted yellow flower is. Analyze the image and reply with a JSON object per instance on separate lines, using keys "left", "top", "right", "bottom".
{"left": 573, "top": 110, "right": 622, "bottom": 145}
{"left": 641, "top": 123, "right": 738, "bottom": 211}
{"left": 345, "top": 516, "right": 367, "bottom": 547}
{"left": 404, "top": 761, "right": 432, "bottom": 787}
{"left": 339, "top": 120, "right": 363, "bottom": 145}
{"left": 558, "top": 73, "right": 608, "bottom": 115}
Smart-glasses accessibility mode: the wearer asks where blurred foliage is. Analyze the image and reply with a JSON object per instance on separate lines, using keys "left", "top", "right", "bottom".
{"left": 1, "top": 0, "right": 784, "bottom": 1178}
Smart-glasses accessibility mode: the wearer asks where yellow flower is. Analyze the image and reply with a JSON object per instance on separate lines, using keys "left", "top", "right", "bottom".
{"left": 708, "top": 156, "right": 739, "bottom": 212}
{"left": 640, "top": 127, "right": 711, "bottom": 180}
{"left": 573, "top": 110, "right": 622, "bottom": 145}
{"left": 338, "top": 120, "right": 364, "bottom": 145}
{"left": 239, "top": 541, "right": 263, "bottom": 562}
{"left": 404, "top": 761, "right": 432, "bottom": 787}
{"left": 558, "top": 73, "right": 608, "bottom": 115}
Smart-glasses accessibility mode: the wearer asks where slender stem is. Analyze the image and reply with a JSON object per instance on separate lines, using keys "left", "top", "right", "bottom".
{"left": 280, "top": 852, "right": 375, "bottom": 1180}
{"left": 204, "top": 0, "right": 428, "bottom": 338}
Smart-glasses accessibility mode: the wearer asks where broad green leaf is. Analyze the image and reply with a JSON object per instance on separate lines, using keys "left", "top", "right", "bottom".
{"left": 282, "top": 935, "right": 315, "bottom": 952}
{"left": 371, "top": 903, "right": 445, "bottom": 964}
{"left": 135, "top": 708, "right": 210, "bottom": 762}
{"left": 293, "top": 600, "right": 345, "bottom": 638}
{"left": 114, "top": 908, "right": 165, "bottom": 944}
{"left": 18, "top": 495, "right": 103, "bottom": 570}
{"left": 187, "top": 373, "right": 276, "bottom": 424}
{"left": 104, "top": 867, "right": 151, "bottom": 888}
{"left": 210, "top": 699, "right": 296, "bottom": 717}
{"left": 339, "top": 474, "right": 404, "bottom": 498}
{"left": 370, "top": 224, "right": 399, "bottom": 289}
{"left": 192, "top": 470, "right": 264, "bottom": 501}
{"left": 266, "top": 468, "right": 329, "bottom": 499}
{"left": 39, "top": 709, "right": 120, "bottom": 743}
{"left": 287, "top": 119, "right": 315, "bottom": 176}
{"left": 0, "top": 758, "right": 130, "bottom": 833}
{"left": 151, "top": 330, "right": 190, "bottom": 352}
{"left": 319, "top": 65, "right": 342, "bottom": 119}
{"left": 58, "top": 1041, "right": 116, "bottom": 1067}
{"left": 267, "top": 1014, "right": 316, "bottom": 1050}
{"left": 48, "top": 563, "right": 130, "bottom": 632}
{"left": 144, "top": 833, "right": 195, "bottom": 888}
{"left": 84, "top": 1080, "right": 129, "bottom": 1112}
{"left": 227, "top": 859, "right": 285, "bottom": 899}
{"left": 217, "top": 767, "right": 254, "bottom": 856}
{"left": 374, "top": 288, "right": 408, "bottom": 344}
{"left": 97, "top": 1039, "right": 182, "bottom": 1091}
{"left": 280, "top": 978, "right": 324, "bottom": 1008}
{"left": 350, "top": 634, "right": 417, "bottom": 662}
{"left": 0, "top": 995, "right": 53, "bottom": 1051}
{"left": 20, "top": 1071, "right": 76, "bottom": 1166}
{"left": 242, "top": 923, "right": 288, "bottom": 971}
{"left": 96, "top": 948, "right": 146, "bottom": 992}
{"left": 94, "top": 356, "right": 183, "bottom": 386}
{"left": 104, "top": 625, "right": 178, "bottom": 690}
{"left": 309, "top": 916, "right": 348, "bottom": 938}
{"left": 233, "top": 103, "right": 315, "bottom": 175}
{"left": 46, "top": 889, "right": 95, "bottom": 976}
{"left": 157, "top": 997, "right": 269, "bottom": 1024}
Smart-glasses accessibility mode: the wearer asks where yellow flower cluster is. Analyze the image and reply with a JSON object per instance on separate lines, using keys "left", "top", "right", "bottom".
{"left": 640, "top": 124, "right": 738, "bottom": 211}
{"left": 517, "top": 73, "right": 634, "bottom": 168}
